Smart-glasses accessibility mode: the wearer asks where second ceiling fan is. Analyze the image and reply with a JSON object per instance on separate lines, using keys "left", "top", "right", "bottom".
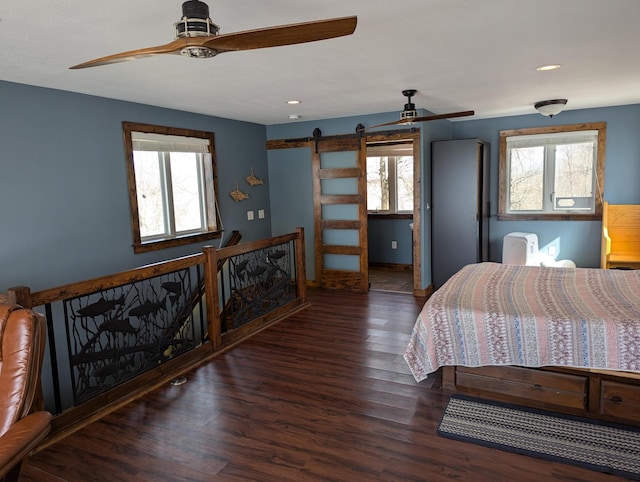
{"left": 369, "top": 90, "right": 474, "bottom": 128}
{"left": 70, "top": 0, "right": 357, "bottom": 69}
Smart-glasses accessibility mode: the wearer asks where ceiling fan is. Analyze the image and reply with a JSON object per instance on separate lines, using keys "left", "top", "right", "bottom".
{"left": 70, "top": 0, "right": 357, "bottom": 69}
{"left": 369, "top": 90, "right": 474, "bottom": 128}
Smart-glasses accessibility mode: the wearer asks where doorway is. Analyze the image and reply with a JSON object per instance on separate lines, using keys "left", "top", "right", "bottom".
{"left": 365, "top": 130, "right": 421, "bottom": 294}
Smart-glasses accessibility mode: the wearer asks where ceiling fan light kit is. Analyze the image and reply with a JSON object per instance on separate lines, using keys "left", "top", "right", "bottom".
{"left": 367, "top": 90, "right": 475, "bottom": 129}
{"left": 534, "top": 99, "right": 567, "bottom": 117}
{"left": 175, "top": 0, "right": 220, "bottom": 58}
{"left": 400, "top": 89, "right": 419, "bottom": 122}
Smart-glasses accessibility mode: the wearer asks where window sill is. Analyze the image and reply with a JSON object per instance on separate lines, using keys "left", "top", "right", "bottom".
{"left": 498, "top": 213, "right": 601, "bottom": 221}
{"left": 133, "top": 231, "right": 222, "bottom": 254}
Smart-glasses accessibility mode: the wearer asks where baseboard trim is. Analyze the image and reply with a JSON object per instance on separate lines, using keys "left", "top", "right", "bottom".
{"left": 369, "top": 262, "right": 412, "bottom": 271}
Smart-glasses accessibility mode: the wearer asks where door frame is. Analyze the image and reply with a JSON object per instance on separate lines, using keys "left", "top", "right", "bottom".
{"left": 365, "top": 129, "right": 422, "bottom": 295}
{"left": 266, "top": 127, "right": 423, "bottom": 295}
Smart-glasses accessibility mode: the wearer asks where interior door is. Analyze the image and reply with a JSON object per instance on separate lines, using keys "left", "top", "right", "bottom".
{"left": 312, "top": 137, "right": 368, "bottom": 292}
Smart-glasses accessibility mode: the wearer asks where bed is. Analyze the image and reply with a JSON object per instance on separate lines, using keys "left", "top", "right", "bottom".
{"left": 404, "top": 262, "right": 640, "bottom": 425}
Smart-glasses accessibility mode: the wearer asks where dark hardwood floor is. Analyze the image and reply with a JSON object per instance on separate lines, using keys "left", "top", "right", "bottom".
{"left": 22, "top": 288, "right": 626, "bottom": 481}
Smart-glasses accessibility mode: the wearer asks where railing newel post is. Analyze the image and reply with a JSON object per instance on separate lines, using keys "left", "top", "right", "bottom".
{"left": 7, "top": 286, "right": 33, "bottom": 307}
{"left": 203, "top": 245, "right": 222, "bottom": 349}
{"left": 295, "top": 227, "right": 307, "bottom": 303}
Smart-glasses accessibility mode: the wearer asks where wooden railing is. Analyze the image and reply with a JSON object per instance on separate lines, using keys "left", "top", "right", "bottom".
{"left": 3, "top": 228, "right": 307, "bottom": 442}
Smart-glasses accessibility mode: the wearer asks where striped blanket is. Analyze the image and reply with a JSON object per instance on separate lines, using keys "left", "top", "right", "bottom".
{"left": 404, "top": 262, "right": 640, "bottom": 382}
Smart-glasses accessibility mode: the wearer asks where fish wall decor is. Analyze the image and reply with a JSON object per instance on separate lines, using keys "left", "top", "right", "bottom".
{"left": 229, "top": 180, "right": 249, "bottom": 202}
{"left": 245, "top": 167, "right": 264, "bottom": 187}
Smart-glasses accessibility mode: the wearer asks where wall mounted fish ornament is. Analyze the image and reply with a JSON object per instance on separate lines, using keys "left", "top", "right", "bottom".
{"left": 245, "top": 167, "right": 264, "bottom": 187}
{"left": 229, "top": 180, "right": 249, "bottom": 202}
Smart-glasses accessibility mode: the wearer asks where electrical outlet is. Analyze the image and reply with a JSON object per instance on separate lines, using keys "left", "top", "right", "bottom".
{"left": 391, "top": 241, "right": 397, "bottom": 249}
{"left": 247, "top": 211, "right": 254, "bottom": 221}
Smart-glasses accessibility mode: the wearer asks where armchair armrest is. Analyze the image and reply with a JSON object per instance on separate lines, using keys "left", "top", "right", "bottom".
{"left": 0, "top": 411, "right": 51, "bottom": 479}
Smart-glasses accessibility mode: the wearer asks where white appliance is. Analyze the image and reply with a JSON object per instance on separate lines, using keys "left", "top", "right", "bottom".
{"left": 502, "top": 232, "right": 576, "bottom": 267}
{"left": 502, "top": 232, "right": 540, "bottom": 266}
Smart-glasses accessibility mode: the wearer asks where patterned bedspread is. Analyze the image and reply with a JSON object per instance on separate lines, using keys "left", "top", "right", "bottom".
{"left": 404, "top": 262, "right": 640, "bottom": 382}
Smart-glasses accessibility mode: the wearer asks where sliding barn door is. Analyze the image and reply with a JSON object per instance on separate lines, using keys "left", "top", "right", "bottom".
{"left": 312, "top": 137, "right": 368, "bottom": 292}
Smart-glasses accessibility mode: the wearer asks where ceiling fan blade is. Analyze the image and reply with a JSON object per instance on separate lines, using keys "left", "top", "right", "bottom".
{"left": 202, "top": 16, "right": 357, "bottom": 52}
{"left": 69, "top": 39, "right": 189, "bottom": 69}
{"left": 411, "top": 110, "right": 475, "bottom": 123}
{"left": 369, "top": 110, "right": 475, "bottom": 129}
{"left": 70, "top": 16, "right": 356, "bottom": 69}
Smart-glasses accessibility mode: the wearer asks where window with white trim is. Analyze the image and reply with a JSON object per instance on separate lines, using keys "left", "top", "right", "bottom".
{"left": 366, "top": 143, "right": 413, "bottom": 213}
{"left": 123, "top": 122, "right": 220, "bottom": 253}
{"left": 499, "top": 123, "right": 606, "bottom": 220}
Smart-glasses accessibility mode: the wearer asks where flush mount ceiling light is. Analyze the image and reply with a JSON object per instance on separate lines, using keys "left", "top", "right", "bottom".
{"left": 287, "top": 100, "right": 301, "bottom": 105}
{"left": 288, "top": 114, "right": 301, "bottom": 120}
{"left": 534, "top": 99, "right": 567, "bottom": 117}
{"left": 536, "top": 64, "right": 562, "bottom": 71}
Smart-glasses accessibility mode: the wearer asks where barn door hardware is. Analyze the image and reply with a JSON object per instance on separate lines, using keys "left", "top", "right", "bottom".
{"left": 355, "top": 123, "right": 365, "bottom": 149}
{"left": 312, "top": 128, "right": 322, "bottom": 153}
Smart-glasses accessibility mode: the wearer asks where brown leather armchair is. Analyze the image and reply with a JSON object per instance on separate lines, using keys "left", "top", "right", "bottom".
{"left": 0, "top": 304, "right": 51, "bottom": 481}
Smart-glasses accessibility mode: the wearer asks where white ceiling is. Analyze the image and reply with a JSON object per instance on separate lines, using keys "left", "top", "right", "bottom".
{"left": 2, "top": 0, "right": 639, "bottom": 125}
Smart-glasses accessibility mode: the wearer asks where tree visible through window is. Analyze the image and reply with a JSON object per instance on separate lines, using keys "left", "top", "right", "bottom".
{"left": 134, "top": 150, "right": 205, "bottom": 238}
{"left": 123, "top": 122, "right": 221, "bottom": 253}
{"left": 366, "top": 143, "right": 413, "bottom": 213}
{"left": 499, "top": 123, "right": 606, "bottom": 220}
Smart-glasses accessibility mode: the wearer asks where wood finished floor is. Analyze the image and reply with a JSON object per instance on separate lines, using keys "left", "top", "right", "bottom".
{"left": 22, "top": 288, "right": 627, "bottom": 481}
{"left": 368, "top": 267, "right": 414, "bottom": 293}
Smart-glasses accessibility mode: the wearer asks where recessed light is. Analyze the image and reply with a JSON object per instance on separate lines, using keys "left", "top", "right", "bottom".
{"left": 287, "top": 100, "right": 301, "bottom": 105}
{"left": 288, "top": 114, "right": 301, "bottom": 120}
{"left": 536, "top": 64, "right": 562, "bottom": 71}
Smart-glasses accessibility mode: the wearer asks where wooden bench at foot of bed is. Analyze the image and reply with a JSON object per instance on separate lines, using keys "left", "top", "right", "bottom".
{"left": 442, "top": 365, "right": 640, "bottom": 427}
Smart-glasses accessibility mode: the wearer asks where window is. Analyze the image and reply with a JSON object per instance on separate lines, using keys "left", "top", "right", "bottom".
{"left": 366, "top": 143, "right": 413, "bottom": 213}
{"left": 499, "top": 122, "right": 606, "bottom": 220}
{"left": 123, "top": 122, "right": 220, "bottom": 253}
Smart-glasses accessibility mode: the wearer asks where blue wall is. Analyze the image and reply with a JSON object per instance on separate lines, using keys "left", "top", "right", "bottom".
{"left": 452, "top": 104, "right": 640, "bottom": 267}
{"left": 2, "top": 78, "right": 638, "bottom": 294}
{"left": 266, "top": 111, "right": 440, "bottom": 284}
{"left": 368, "top": 218, "right": 413, "bottom": 265}
{"left": 268, "top": 103, "right": 640, "bottom": 283}
{"left": 267, "top": 146, "right": 316, "bottom": 275}
{"left": 266, "top": 111, "right": 454, "bottom": 287}
{"left": 0, "top": 81, "right": 272, "bottom": 292}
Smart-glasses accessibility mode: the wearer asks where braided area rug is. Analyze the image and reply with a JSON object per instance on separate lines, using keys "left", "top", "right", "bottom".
{"left": 438, "top": 394, "right": 640, "bottom": 480}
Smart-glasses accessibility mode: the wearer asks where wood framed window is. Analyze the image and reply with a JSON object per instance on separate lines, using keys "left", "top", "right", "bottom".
{"left": 123, "top": 122, "right": 221, "bottom": 253}
{"left": 499, "top": 122, "right": 606, "bottom": 220}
